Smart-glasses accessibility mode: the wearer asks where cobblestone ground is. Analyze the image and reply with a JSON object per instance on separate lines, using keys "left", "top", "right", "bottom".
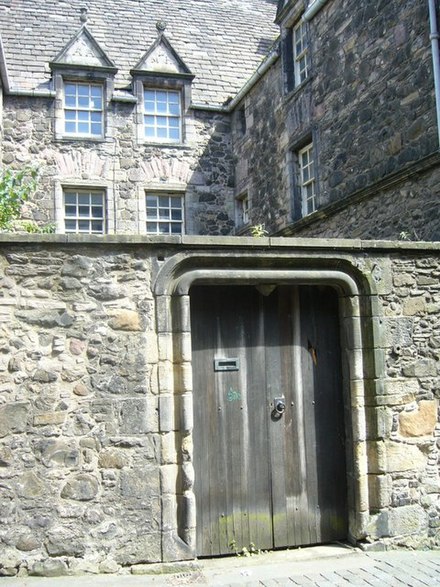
{"left": 1, "top": 548, "right": 439, "bottom": 586}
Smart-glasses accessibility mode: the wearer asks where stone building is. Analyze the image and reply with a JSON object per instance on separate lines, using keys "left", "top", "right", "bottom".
{"left": 0, "top": 0, "right": 438, "bottom": 240}
{"left": 0, "top": 0, "right": 278, "bottom": 236}
{"left": 232, "top": 0, "right": 440, "bottom": 240}
{"left": 0, "top": 0, "right": 439, "bottom": 579}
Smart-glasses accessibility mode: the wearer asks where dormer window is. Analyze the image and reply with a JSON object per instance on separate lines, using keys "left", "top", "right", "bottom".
{"left": 131, "top": 25, "right": 194, "bottom": 146}
{"left": 49, "top": 26, "right": 117, "bottom": 141}
{"left": 64, "top": 82, "right": 103, "bottom": 137}
{"left": 144, "top": 89, "right": 181, "bottom": 142}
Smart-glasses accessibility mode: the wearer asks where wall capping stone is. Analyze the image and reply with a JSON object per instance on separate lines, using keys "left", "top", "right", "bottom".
{"left": 0, "top": 234, "right": 439, "bottom": 252}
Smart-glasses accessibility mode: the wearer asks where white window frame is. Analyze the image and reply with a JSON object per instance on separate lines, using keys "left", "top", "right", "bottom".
{"left": 143, "top": 88, "right": 182, "bottom": 143}
{"left": 63, "top": 81, "right": 104, "bottom": 138}
{"left": 145, "top": 192, "right": 184, "bottom": 235}
{"left": 298, "top": 143, "right": 316, "bottom": 216}
{"left": 236, "top": 192, "right": 250, "bottom": 227}
{"left": 293, "top": 20, "right": 309, "bottom": 86}
{"left": 63, "top": 188, "right": 106, "bottom": 234}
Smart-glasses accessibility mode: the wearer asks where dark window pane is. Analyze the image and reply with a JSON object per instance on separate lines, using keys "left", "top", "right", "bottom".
{"left": 78, "top": 220, "right": 90, "bottom": 231}
{"left": 91, "top": 194, "right": 103, "bottom": 206}
{"left": 65, "top": 205, "right": 77, "bottom": 217}
{"left": 146, "top": 222, "right": 158, "bottom": 233}
{"left": 91, "top": 221, "right": 103, "bottom": 233}
{"left": 78, "top": 194, "right": 90, "bottom": 205}
{"left": 65, "top": 219, "right": 77, "bottom": 231}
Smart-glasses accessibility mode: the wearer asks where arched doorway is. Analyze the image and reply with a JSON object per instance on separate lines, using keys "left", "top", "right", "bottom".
{"left": 191, "top": 284, "right": 348, "bottom": 556}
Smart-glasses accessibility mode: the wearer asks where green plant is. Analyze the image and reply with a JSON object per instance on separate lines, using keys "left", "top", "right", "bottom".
{"left": 229, "top": 539, "right": 263, "bottom": 557}
{"left": 11, "top": 219, "right": 56, "bottom": 234}
{"left": 398, "top": 229, "right": 420, "bottom": 241}
{"left": 0, "top": 166, "right": 39, "bottom": 230}
{"left": 250, "top": 223, "right": 268, "bottom": 237}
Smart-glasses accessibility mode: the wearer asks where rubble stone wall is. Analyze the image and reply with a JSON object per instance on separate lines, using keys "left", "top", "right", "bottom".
{"left": 232, "top": 0, "right": 439, "bottom": 239}
{"left": 2, "top": 97, "right": 235, "bottom": 236}
{"left": 0, "top": 236, "right": 438, "bottom": 576}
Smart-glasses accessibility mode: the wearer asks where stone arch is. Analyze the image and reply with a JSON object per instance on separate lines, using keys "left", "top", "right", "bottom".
{"left": 153, "top": 250, "right": 377, "bottom": 561}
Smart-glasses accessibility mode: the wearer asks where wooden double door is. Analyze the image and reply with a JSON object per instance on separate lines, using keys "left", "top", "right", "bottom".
{"left": 190, "top": 284, "right": 347, "bottom": 557}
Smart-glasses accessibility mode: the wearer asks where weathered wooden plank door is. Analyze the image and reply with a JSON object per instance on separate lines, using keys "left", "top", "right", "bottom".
{"left": 190, "top": 284, "right": 347, "bottom": 557}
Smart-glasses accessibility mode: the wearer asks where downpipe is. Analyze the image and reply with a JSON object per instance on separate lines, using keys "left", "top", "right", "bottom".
{"left": 428, "top": 0, "right": 440, "bottom": 149}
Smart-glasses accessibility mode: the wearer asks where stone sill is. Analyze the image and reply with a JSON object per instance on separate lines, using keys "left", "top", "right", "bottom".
{"left": 0, "top": 233, "right": 439, "bottom": 252}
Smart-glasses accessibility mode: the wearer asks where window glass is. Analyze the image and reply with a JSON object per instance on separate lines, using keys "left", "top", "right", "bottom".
{"left": 298, "top": 143, "right": 316, "bottom": 216}
{"left": 146, "top": 192, "right": 184, "bottom": 234}
{"left": 63, "top": 82, "right": 104, "bottom": 138}
{"left": 236, "top": 193, "right": 249, "bottom": 227}
{"left": 63, "top": 190, "right": 105, "bottom": 234}
{"left": 293, "top": 21, "right": 309, "bottom": 86}
{"left": 143, "top": 89, "right": 182, "bottom": 142}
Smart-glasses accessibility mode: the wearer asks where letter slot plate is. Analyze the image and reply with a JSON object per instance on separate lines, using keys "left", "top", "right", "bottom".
{"left": 214, "top": 358, "right": 240, "bottom": 372}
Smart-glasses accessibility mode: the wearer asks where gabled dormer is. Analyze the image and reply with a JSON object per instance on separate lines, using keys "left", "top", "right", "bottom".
{"left": 50, "top": 23, "right": 117, "bottom": 141}
{"left": 131, "top": 31, "right": 193, "bottom": 79}
{"left": 132, "top": 22, "right": 194, "bottom": 145}
{"left": 50, "top": 26, "right": 117, "bottom": 74}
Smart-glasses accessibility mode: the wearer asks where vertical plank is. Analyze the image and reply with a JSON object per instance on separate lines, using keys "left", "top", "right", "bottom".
{"left": 299, "top": 286, "right": 348, "bottom": 543}
{"left": 191, "top": 286, "right": 273, "bottom": 556}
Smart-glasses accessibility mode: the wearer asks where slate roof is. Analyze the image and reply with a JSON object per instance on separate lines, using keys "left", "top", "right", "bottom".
{"left": 0, "top": 0, "right": 279, "bottom": 106}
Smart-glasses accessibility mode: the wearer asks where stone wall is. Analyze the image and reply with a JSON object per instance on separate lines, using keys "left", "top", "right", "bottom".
{"left": 232, "top": 0, "right": 439, "bottom": 240}
{"left": 288, "top": 155, "right": 440, "bottom": 241}
{"left": 2, "top": 97, "right": 234, "bottom": 235}
{"left": 0, "top": 236, "right": 439, "bottom": 576}
{"left": 0, "top": 240, "right": 163, "bottom": 576}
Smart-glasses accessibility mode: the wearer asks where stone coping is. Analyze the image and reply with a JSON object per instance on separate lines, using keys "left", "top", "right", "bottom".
{"left": 0, "top": 233, "right": 439, "bottom": 252}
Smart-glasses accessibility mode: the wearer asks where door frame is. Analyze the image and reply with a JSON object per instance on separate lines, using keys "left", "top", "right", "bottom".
{"left": 154, "top": 256, "right": 375, "bottom": 562}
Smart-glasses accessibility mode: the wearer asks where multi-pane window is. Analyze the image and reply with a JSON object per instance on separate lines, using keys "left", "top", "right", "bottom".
{"left": 298, "top": 143, "right": 316, "bottom": 216}
{"left": 64, "top": 190, "right": 105, "bottom": 234}
{"left": 144, "top": 89, "right": 181, "bottom": 142}
{"left": 236, "top": 193, "right": 249, "bottom": 226}
{"left": 293, "top": 21, "right": 309, "bottom": 86}
{"left": 146, "top": 193, "right": 184, "bottom": 234}
{"left": 64, "top": 82, "right": 103, "bottom": 137}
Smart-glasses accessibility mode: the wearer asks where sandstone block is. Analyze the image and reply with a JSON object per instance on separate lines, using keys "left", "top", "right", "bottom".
{"left": 34, "top": 439, "right": 79, "bottom": 468}
{"left": 15, "top": 533, "right": 41, "bottom": 552}
{"left": 114, "top": 533, "right": 161, "bottom": 565}
{"left": 160, "top": 464, "right": 179, "bottom": 494}
{"left": 399, "top": 400, "right": 438, "bottom": 437}
{"left": 98, "top": 448, "right": 126, "bottom": 469}
{"left": 388, "top": 504, "right": 428, "bottom": 537}
{"left": 119, "top": 398, "right": 148, "bottom": 434}
{"left": 402, "top": 358, "right": 437, "bottom": 378}
{"left": 0, "top": 402, "right": 30, "bottom": 438}
{"left": 99, "top": 559, "right": 120, "bottom": 574}
{"left": 33, "top": 412, "right": 66, "bottom": 426}
{"left": 108, "top": 309, "right": 143, "bottom": 331}
{"left": 16, "top": 471, "right": 45, "bottom": 499}
{"left": 73, "top": 382, "right": 90, "bottom": 396}
{"left": 120, "top": 467, "right": 160, "bottom": 499}
{"left": 45, "top": 529, "right": 86, "bottom": 557}
{"left": 61, "top": 473, "right": 99, "bottom": 501}
{"left": 367, "top": 441, "right": 386, "bottom": 474}
{"left": 368, "top": 474, "right": 391, "bottom": 509}
{"left": 30, "top": 559, "right": 68, "bottom": 577}
{"left": 383, "top": 378, "right": 418, "bottom": 400}
{"left": 0, "top": 446, "right": 13, "bottom": 467}
{"left": 385, "top": 441, "right": 427, "bottom": 472}
{"left": 402, "top": 297, "right": 426, "bottom": 316}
